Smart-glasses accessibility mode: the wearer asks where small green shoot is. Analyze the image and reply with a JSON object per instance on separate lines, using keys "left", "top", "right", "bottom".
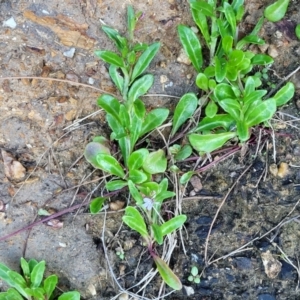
{"left": 0, "top": 258, "right": 80, "bottom": 300}
{"left": 188, "top": 266, "right": 201, "bottom": 284}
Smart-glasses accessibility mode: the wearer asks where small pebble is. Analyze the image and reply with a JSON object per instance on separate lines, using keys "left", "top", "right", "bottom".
{"left": 88, "top": 77, "right": 95, "bottom": 85}
{"left": 118, "top": 292, "right": 129, "bottom": 300}
{"left": 269, "top": 163, "right": 278, "bottom": 177}
{"left": 277, "top": 162, "right": 289, "bottom": 178}
{"left": 268, "top": 45, "right": 279, "bottom": 58}
{"left": 183, "top": 285, "right": 195, "bottom": 296}
{"left": 177, "top": 49, "right": 191, "bottom": 65}
{"left": 109, "top": 200, "right": 125, "bottom": 211}
{"left": 63, "top": 47, "right": 76, "bottom": 58}
{"left": 3, "top": 17, "right": 17, "bottom": 29}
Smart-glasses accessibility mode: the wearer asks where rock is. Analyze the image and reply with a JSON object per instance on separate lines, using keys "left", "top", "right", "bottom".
{"left": 269, "top": 163, "right": 278, "bottom": 177}
{"left": 268, "top": 45, "right": 279, "bottom": 58}
{"left": 177, "top": 49, "right": 191, "bottom": 65}
{"left": 261, "top": 250, "right": 282, "bottom": 279}
{"left": 63, "top": 47, "right": 76, "bottom": 58}
{"left": 3, "top": 17, "right": 17, "bottom": 29}
{"left": 183, "top": 285, "right": 195, "bottom": 296}
{"left": 1, "top": 150, "right": 26, "bottom": 180}
{"left": 277, "top": 162, "right": 289, "bottom": 178}
{"left": 118, "top": 292, "right": 129, "bottom": 300}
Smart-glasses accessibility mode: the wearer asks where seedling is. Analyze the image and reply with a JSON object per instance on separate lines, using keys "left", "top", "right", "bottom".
{"left": 175, "top": 0, "right": 295, "bottom": 155}
{"left": 84, "top": 6, "right": 186, "bottom": 290}
{"left": 115, "top": 247, "right": 125, "bottom": 260}
{"left": 188, "top": 266, "right": 200, "bottom": 284}
{"left": 0, "top": 257, "right": 80, "bottom": 300}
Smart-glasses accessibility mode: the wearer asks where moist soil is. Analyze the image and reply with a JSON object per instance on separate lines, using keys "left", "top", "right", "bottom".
{"left": 0, "top": 1, "right": 300, "bottom": 299}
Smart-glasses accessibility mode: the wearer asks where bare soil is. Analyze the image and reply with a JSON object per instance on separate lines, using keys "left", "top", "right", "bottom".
{"left": 0, "top": 0, "right": 300, "bottom": 299}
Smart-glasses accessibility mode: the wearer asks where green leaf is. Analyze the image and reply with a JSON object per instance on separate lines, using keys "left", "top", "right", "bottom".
{"left": 143, "top": 150, "right": 167, "bottom": 174}
{"left": 128, "top": 180, "right": 143, "bottom": 205}
{"left": 178, "top": 25, "right": 202, "bottom": 72}
{"left": 161, "top": 215, "right": 187, "bottom": 236}
{"left": 171, "top": 93, "right": 198, "bottom": 136}
{"left": 190, "top": 1, "right": 214, "bottom": 17}
{"left": 105, "top": 180, "right": 128, "bottom": 191}
{"left": 264, "top": 0, "right": 290, "bottom": 22}
{"left": 95, "top": 50, "right": 124, "bottom": 67}
{"left": 155, "top": 191, "right": 175, "bottom": 203}
{"left": 127, "top": 5, "right": 136, "bottom": 39}
{"left": 180, "top": 171, "right": 195, "bottom": 185}
{"left": 296, "top": 24, "right": 300, "bottom": 39}
{"left": 152, "top": 224, "right": 163, "bottom": 245}
{"left": 243, "top": 90, "right": 267, "bottom": 111}
{"left": 222, "top": 36, "right": 233, "bottom": 55}
{"left": 97, "top": 94, "right": 120, "bottom": 120}
{"left": 133, "top": 99, "right": 146, "bottom": 119}
{"left": 153, "top": 255, "right": 182, "bottom": 290}
{"left": 106, "top": 114, "right": 126, "bottom": 138}
{"left": 128, "top": 149, "right": 149, "bottom": 170}
{"left": 30, "top": 260, "right": 45, "bottom": 288}
{"left": 122, "top": 206, "right": 149, "bottom": 238}
{"left": 140, "top": 108, "right": 169, "bottom": 137}
{"left": 191, "top": 9, "right": 210, "bottom": 46}
{"left": 131, "top": 42, "right": 160, "bottom": 83}
{"left": 219, "top": 99, "right": 241, "bottom": 121}
{"left": 44, "top": 274, "right": 58, "bottom": 299}
{"left": 20, "top": 258, "right": 30, "bottom": 278}
{"left": 214, "top": 83, "right": 236, "bottom": 101}
{"left": 273, "top": 82, "right": 295, "bottom": 106}
{"left": 196, "top": 73, "right": 208, "bottom": 91}
{"left": 119, "top": 104, "right": 130, "bottom": 129}
{"left": 223, "top": 2, "right": 236, "bottom": 36}
{"left": 228, "top": 49, "right": 244, "bottom": 66}
{"left": 128, "top": 74, "right": 154, "bottom": 104}
{"left": 58, "top": 291, "right": 81, "bottom": 300}
{"left": 236, "top": 35, "right": 265, "bottom": 49}
{"left": 215, "top": 56, "right": 227, "bottom": 83}
{"left": 93, "top": 153, "right": 125, "bottom": 178}
{"left": 4, "top": 288, "right": 23, "bottom": 300}
{"left": 245, "top": 98, "right": 277, "bottom": 127}
{"left": 236, "top": 120, "right": 250, "bottom": 142}
{"left": 28, "top": 259, "right": 38, "bottom": 273}
{"left": 101, "top": 25, "right": 127, "bottom": 54}
{"left": 7, "top": 271, "right": 27, "bottom": 298}
{"left": 129, "top": 169, "right": 148, "bottom": 184}
{"left": 205, "top": 100, "right": 218, "bottom": 118}
{"left": 84, "top": 140, "right": 111, "bottom": 168}
{"left": 25, "top": 287, "right": 45, "bottom": 298}
{"left": 244, "top": 76, "right": 255, "bottom": 95}
{"left": 175, "top": 145, "right": 193, "bottom": 161}
{"left": 90, "top": 197, "right": 106, "bottom": 214}
{"left": 109, "top": 65, "right": 124, "bottom": 93}
{"left": 196, "top": 114, "right": 235, "bottom": 132}
{"left": 189, "top": 132, "right": 236, "bottom": 153}
{"left": 251, "top": 54, "right": 274, "bottom": 65}
{"left": 118, "top": 136, "right": 132, "bottom": 167}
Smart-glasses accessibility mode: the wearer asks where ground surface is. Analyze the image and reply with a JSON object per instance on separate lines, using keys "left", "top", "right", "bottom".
{"left": 0, "top": 0, "right": 300, "bottom": 299}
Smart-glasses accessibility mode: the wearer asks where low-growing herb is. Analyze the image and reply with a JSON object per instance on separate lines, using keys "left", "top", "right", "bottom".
{"left": 0, "top": 258, "right": 80, "bottom": 300}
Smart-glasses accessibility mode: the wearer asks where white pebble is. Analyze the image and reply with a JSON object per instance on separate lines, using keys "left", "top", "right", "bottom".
{"left": 3, "top": 17, "right": 17, "bottom": 29}
{"left": 88, "top": 77, "right": 95, "bottom": 85}
{"left": 63, "top": 47, "right": 76, "bottom": 58}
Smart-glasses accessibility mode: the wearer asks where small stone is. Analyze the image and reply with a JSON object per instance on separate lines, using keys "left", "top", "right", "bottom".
{"left": 261, "top": 250, "right": 282, "bottom": 279}
{"left": 88, "top": 77, "right": 95, "bottom": 85}
{"left": 268, "top": 45, "right": 279, "bottom": 58}
{"left": 118, "top": 292, "right": 129, "bottom": 300}
{"left": 3, "top": 17, "right": 17, "bottom": 29}
{"left": 63, "top": 47, "right": 76, "bottom": 58}
{"left": 87, "top": 283, "right": 97, "bottom": 296}
{"left": 190, "top": 175, "right": 202, "bottom": 192}
{"left": 183, "top": 285, "right": 195, "bottom": 296}
{"left": 109, "top": 200, "right": 125, "bottom": 211}
{"left": 160, "top": 75, "right": 168, "bottom": 83}
{"left": 277, "top": 162, "right": 289, "bottom": 178}
{"left": 269, "top": 163, "right": 278, "bottom": 177}
{"left": 258, "top": 43, "right": 269, "bottom": 53}
{"left": 177, "top": 49, "right": 191, "bottom": 65}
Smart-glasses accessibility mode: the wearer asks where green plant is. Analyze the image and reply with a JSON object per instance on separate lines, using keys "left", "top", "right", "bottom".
{"left": 175, "top": 0, "right": 295, "bottom": 154}
{"left": 187, "top": 266, "right": 200, "bottom": 284}
{"left": 115, "top": 247, "right": 125, "bottom": 260}
{"left": 264, "top": 0, "right": 290, "bottom": 22}
{"left": 296, "top": 24, "right": 300, "bottom": 40}
{"left": 84, "top": 6, "right": 186, "bottom": 290}
{"left": 0, "top": 258, "right": 80, "bottom": 300}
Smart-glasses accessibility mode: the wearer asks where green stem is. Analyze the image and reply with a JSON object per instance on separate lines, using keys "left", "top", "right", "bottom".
{"left": 121, "top": 67, "right": 130, "bottom": 101}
